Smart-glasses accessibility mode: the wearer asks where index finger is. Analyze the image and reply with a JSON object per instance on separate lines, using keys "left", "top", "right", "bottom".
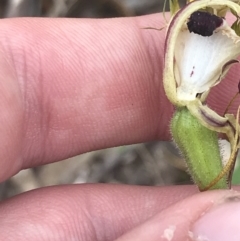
{"left": 0, "top": 14, "right": 238, "bottom": 181}
{"left": 0, "top": 14, "right": 167, "bottom": 181}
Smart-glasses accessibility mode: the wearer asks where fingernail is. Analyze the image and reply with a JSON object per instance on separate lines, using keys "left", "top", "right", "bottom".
{"left": 191, "top": 193, "right": 240, "bottom": 241}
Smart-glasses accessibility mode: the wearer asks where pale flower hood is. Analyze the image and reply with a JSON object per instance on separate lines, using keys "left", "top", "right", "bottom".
{"left": 175, "top": 20, "right": 240, "bottom": 101}
{"left": 163, "top": 0, "right": 240, "bottom": 106}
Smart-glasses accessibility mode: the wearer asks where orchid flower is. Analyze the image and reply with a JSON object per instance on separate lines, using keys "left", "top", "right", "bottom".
{"left": 164, "top": 0, "right": 240, "bottom": 105}
{"left": 163, "top": 0, "right": 240, "bottom": 190}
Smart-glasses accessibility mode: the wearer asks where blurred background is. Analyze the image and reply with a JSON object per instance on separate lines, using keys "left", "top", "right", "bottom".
{"left": 0, "top": 0, "right": 171, "bottom": 18}
{"left": 0, "top": 0, "right": 238, "bottom": 200}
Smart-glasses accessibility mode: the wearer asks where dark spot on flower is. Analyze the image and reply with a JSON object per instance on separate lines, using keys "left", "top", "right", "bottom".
{"left": 190, "top": 66, "right": 195, "bottom": 77}
{"left": 187, "top": 11, "right": 223, "bottom": 37}
{"left": 238, "top": 80, "right": 240, "bottom": 93}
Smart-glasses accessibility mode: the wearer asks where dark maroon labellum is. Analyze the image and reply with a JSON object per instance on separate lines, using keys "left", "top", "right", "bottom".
{"left": 187, "top": 11, "right": 223, "bottom": 37}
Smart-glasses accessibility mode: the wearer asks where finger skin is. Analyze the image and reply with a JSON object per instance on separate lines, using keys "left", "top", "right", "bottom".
{"left": 0, "top": 184, "right": 238, "bottom": 241}
{"left": 0, "top": 185, "right": 202, "bottom": 241}
{"left": 115, "top": 187, "right": 239, "bottom": 241}
{"left": 0, "top": 15, "right": 238, "bottom": 181}
{"left": 0, "top": 15, "right": 168, "bottom": 181}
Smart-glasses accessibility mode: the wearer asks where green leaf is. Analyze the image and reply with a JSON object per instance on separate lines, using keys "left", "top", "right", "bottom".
{"left": 230, "top": 8, "right": 239, "bottom": 18}
{"left": 217, "top": 6, "right": 228, "bottom": 18}
{"left": 169, "top": 0, "right": 180, "bottom": 15}
{"left": 232, "top": 157, "right": 240, "bottom": 185}
{"left": 205, "top": 7, "right": 214, "bottom": 15}
{"left": 231, "top": 20, "right": 240, "bottom": 36}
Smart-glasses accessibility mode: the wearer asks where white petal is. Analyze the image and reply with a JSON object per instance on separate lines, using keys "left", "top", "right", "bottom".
{"left": 175, "top": 22, "right": 240, "bottom": 101}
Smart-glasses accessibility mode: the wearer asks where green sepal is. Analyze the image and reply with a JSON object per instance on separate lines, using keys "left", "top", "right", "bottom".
{"left": 171, "top": 108, "right": 228, "bottom": 191}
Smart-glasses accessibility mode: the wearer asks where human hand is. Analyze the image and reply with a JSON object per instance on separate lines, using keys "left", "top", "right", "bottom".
{"left": 0, "top": 14, "right": 240, "bottom": 240}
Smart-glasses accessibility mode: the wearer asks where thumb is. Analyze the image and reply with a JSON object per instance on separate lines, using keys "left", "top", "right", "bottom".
{"left": 115, "top": 190, "right": 240, "bottom": 241}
